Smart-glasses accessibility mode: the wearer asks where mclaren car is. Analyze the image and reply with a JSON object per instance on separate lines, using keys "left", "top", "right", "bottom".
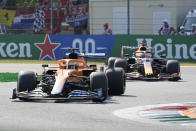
{"left": 12, "top": 48, "right": 125, "bottom": 102}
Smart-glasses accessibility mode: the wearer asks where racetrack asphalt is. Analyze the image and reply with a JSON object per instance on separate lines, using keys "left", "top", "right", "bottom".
{"left": 0, "top": 64, "right": 196, "bottom": 131}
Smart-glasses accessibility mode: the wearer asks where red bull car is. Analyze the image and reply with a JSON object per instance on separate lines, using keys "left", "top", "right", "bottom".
{"left": 108, "top": 44, "right": 181, "bottom": 81}
{"left": 12, "top": 48, "right": 125, "bottom": 102}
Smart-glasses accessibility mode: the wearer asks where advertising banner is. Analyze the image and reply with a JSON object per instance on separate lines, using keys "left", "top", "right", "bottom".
{"left": 0, "top": 35, "right": 44, "bottom": 59}
{"left": 0, "top": 35, "right": 115, "bottom": 60}
{"left": 0, "top": 35, "right": 196, "bottom": 62}
{"left": 112, "top": 35, "right": 196, "bottom": 62}
{"left": 66, "top": 13, "right": 88, "bottom": 27}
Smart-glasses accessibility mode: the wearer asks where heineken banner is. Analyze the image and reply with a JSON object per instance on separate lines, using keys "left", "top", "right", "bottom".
{"left": 112, "top": 35, "right": 196, "bottom": 62}
{"left": 0, "top": 35, "right": 196, "bottom": 62}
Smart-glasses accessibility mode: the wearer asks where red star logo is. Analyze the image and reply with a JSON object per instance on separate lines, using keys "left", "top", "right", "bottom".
{"left": 35, "top": 35, "right": 60, "bottom": 60}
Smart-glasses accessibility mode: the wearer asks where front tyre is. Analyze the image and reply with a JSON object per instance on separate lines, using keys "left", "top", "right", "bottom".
{"left": 166, "top": 60, "right": 180, "bottom": 81}
{"left": 166, "top": 60, "right": 180, "bottom": 74}
{"left": 17, "top": 71, "right": 36, "bottom": 92}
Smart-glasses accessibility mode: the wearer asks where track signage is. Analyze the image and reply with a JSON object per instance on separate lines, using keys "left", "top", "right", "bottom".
{"left": 113, "top": 35, "right": 196, "bottom": 62}
{"left": 0, "top": 35, "right": 196, "bottom": 62}
{"left": 0, "top": 35, "right": 115, "bottom": 60}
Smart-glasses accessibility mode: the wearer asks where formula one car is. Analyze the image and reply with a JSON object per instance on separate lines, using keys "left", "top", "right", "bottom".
{"left": 108, "top": 43, "right": 181, "bottom": 81}
{"left": 12, "top": 48, "right": 125, "bottom": 102}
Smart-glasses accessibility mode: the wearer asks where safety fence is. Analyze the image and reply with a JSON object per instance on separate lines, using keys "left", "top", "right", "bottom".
{"left": 0, "top": 35, "right": 196, "bottom": 62}
{"left": 1, "top": 0, "right": 196, "bottom": 35}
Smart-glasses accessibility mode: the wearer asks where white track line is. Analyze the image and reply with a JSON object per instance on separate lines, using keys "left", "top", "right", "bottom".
{"left": 181, "top": 66, "right": 196, "bottom": 67}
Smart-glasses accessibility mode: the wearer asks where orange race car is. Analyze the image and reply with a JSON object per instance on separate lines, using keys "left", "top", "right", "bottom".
{"left": 12, "top": 48, "right": 125, "bottom": 102}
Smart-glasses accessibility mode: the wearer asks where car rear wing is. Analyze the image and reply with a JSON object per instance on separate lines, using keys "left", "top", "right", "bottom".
{"left": 83, "top": 53, "right": 108, "bottom": 65}
{"left": 121, "top": 46, "right": 138, "bottom": 57}
{"left": 62, "top": 48, "right": 108, "bottom": 64}
{"left": 121, "top": 46, "right": 154, "bottom": 57}
{"left": 65, "top": 52, "right": 108, "bottom": 59}
{"left": 63, "top": 52, "right": 108, "bottom": 64}
{"left": 122, "top": 46, "right": 138, "bottom": 50}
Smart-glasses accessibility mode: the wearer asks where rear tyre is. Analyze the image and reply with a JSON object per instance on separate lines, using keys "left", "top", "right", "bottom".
{"left": 108, "top": 57, "right": 117, "bottom": 68}
{"left": 106, "top": 68, "right": 125, "bottom": 95}
{"left": 114, "top": 58, "right": 127, "bottom": 71}
{"left": 17, "top": 71, "right": 36, "bottom": 92}
{"left": 90, "top": 72, "right": 108, "bottom": 102}
{"left": 166, "top": 60, "right": 180, "bottom": 74}
{"left": 100, "top": 66, "right": 105, "bottom": 72}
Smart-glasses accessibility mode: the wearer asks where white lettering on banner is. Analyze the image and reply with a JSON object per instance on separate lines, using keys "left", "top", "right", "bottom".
{"left": 72, "top": 38, "right": 83, "bottom": 53}
{"left": 166, "top": 44, "right": 173, "bottom": 59}
{"left": 175, "top": 44, "right": 189, "bottom": 59}
{"left": 166, "top": 38, "right": 173, "bottom": 59}
{"left": 154, "top": 43, "right": 166, "bottom": 58}
{"left": 85, "top": 38, "right": 95, "bottom": 53}
{"left": 72, "top": 38, "right": 96, "bottom": 53}
{"left": 0, "top": 42, "right": 32, "bottom": 58}
{"left": 146, "top": 39, "right": 153, "bottom": 47}
{"left": 0, "top": 43, "right": 7, "bottom": 57}
{"left": 6, "top": 43, "right": 18, "bottom": 57}
{"left": 136, "top": 38, "right": 153, "bottom": 47}
{"left": 190, "top": 44, "right": 196, "bottom": 59}
{"left": 136, "top": 38, "right": 144, "bottom": 46}
{"left": 19, "top": 43, "right": 32, "bottom": 58}
{"left": 135, "top": 38, "right": 196, "bottom": 60}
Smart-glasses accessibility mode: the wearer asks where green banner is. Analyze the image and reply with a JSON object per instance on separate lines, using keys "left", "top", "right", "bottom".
{"left": 112, "top": 35, "right": 196, "bottom": 62}
{"left": 0, "top": 35, "right": 45, "bottom": 59}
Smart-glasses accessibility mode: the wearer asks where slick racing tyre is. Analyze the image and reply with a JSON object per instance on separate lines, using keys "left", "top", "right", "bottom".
{"left": 17, "top": 71, "right": 36, "bottom": 92}
{"left": 166, "top": 60, "right": 180, "bottom": 74}
{"left": 114, "top": 58, "right": 127, "bottom": 71}
{"left": 90, "top": 72, "right": 108, "bottom": 102}
{"left": 105, "top": 67, "right": 125, "bottom": 95}
{"left": 166, "top": 60, "right": 180, "bottom": 81}
{"left": 108, "top": 57, "right": 117, "bottom": 68}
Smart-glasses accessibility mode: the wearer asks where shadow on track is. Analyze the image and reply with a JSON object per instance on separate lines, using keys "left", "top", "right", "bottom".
{"left": 126, "top": 79, "right": 186, "bottom": 82}
{"left": 114, "top": 94, "right": 137, "bottom": 98}
{"left": 11, "top": 96, "right": 122, "bottom": 104}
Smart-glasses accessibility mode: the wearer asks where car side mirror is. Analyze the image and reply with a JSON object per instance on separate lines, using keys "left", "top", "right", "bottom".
{"left": 125, "top": 54, "right": 130, "bottom": 57}
{"left": 160, "top": 54, "right": 166, "bottom": 58}
{"left": 89, "top": 65, "right": 97, "bottom": 70}
{"left": 42, "top": 64, "right": 48, "bottom": 68}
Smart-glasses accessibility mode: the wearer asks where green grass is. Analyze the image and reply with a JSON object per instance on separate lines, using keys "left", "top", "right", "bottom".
{"left": 180, "top": 62, "right": 196, "bottom": 66}
{"left": 0, "top": 73, "right": 18, "bottom": 82}
{"left": 0, "top": 59, "right": 57, "bottom": 64}
{"left": 0, "top": 73, "right": 42, "bottom": 82}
